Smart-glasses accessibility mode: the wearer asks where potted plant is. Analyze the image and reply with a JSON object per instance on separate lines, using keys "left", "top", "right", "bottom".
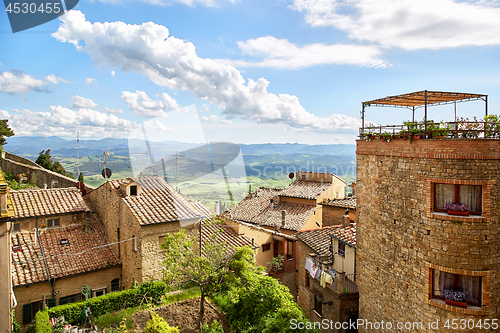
{"left": 485, "top": 114, "right": 500, "bottom": 138}
{"left": 444, "top": 290, "right": 467, "bottom": 308}
{"left": 445, "top": 203, "right": 470, "bottom": 216}
{"left": 380, "top": 132, "right": 393, "bottom": 142}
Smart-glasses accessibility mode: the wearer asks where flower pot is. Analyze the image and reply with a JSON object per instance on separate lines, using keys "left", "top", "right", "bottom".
{"left": 447, "top": 210, "right": 470, "bottom": 216}
{"left": 445, "top": 299, "right": 467, "bottom": 308}
{"left": 413, "top": 135, "right": 421, "bottom": 140}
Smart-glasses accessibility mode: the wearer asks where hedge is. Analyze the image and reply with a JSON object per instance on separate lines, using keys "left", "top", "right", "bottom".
{"left": 45, "top": 281, "right": 167, "bottom": 325}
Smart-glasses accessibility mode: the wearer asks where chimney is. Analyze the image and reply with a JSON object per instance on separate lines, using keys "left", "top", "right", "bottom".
{"left": 0, "top": 183, "right": 7, "bottom": 214}
{"left": 281, "top": 210, "right": 286, "bottom": 228}
{"left": 270, "top": 199, "right": 274, "bottom": 209}
{"left": 350, "top": 182, "right": 356, "bottom": 196}
{"left": 249, "top": 184, "right": 252, "bottom": 195}
{"left": 85, "top": 211, "right": 92, "bottom": 234}
{"left": 214, "top": 201, "right": 220, "bottom": 215}
{"left": 342, "top": 210, "right": 350, "bottom": 227}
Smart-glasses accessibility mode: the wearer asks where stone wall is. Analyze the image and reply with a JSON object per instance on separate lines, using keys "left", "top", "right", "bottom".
{"left": 1, "top": 152, "right": 95, "bottom": 190}
{"left": 356, "top": 139, "right": 499, "bottom": 332}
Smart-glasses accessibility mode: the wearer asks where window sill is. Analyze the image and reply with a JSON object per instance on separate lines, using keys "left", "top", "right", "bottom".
{"left": 431, "top": 212, "right": 486, "bottom": 222}
{"left": 428, "top": 298, "right": 487, "bottom": 315}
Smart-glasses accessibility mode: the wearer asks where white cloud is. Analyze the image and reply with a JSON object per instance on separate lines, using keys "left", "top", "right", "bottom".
{"left": 102, "top": 107, "right": 124, "bottom": 114}
{"left": 97, "top": 0, "right": 234, "bottom": 7}
{"left": 292, "top": 0, "right": 500, "bottom": 50}
{"left": 0, "top": 71, "right": 63, "bottom": 94}
{"left": 52, "top": 11, "right": 359, "bottom": 133}
{"left": 70, "top": 95, "right": 99, "bottom": 109}
{"left": 224, "top": 36, "right": 387, "bottom": 69}
{"left": 85, "top": 77, "right": 97, "bottom": 84}
{"left": 111, "top": 71, "right": 116, "bottom": 77}
{"left": 1, "top": 106, "right": 137, "bottom": 138}
{"left": 121, "top": 90, "right": 179, "bottom": 117}
{"left": 201, "top": 114, "right": 232, "bottom": 124}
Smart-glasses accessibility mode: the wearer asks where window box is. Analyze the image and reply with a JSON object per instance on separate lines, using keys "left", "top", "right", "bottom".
{"left": 445, "top": 299, "right": 467, "bottom": 308}
{"left": 447, "top": 210, "right": 469, "bottom": 216}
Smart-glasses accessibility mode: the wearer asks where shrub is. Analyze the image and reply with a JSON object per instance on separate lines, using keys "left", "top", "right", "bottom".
{"left": 145, "top": 311, "right": 179, "bottom": 333}
{"left": 47, "top": 281, "right": 167, "bottom": 325}
{"left": 202, "top": 320, "right": 223, "bottom": 333}
{"left": 35, "top": 311, "right": 51, "bottom": 333}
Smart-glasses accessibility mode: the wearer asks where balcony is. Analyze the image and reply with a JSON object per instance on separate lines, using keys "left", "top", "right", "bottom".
{"left": 359, "top": 90, "right": 495, "bottom": 140}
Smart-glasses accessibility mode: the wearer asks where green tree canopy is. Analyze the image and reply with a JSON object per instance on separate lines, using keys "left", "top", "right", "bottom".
{"left": 78, "top": 173, "right": 84, "bottom": 183}
{"left": 0, "top": 119, "right": 15, "bottom": 146}
{"left": 35, "top": 149, "right": 53, "bottom": 170}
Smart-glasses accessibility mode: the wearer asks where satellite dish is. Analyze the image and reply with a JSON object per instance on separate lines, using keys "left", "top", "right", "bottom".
{"left": 289, "top": 172, "right": 294, "bottom": 179}
{"left": 102, "top": 168, "right": 112, "bottom": 179}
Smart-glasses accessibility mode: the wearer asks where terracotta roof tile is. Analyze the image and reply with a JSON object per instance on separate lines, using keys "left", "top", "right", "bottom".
{"left": 280, "top": 180, "right": 332, "bottom": 200}
{"left": 109, "top": 176, "right": 207, "bottom": 225}
{"left": 201, "top": 221, "right": 253, "bottom": 255}
{"left": 11, "top": 216, "right": 120, "bottom": 287}
{"left": 296, "top": 226, "right": 342, "bottom": 256}
{"left": 11, "top": 188, "right": 89, "bottom": 218}
{"left": 321, "top": 196, "right": 356, "bottom": 209}
{"left": 331, "top": 223, "right": 356, "bottom": 248}
{"left": 229, "top": 187, "right": 315, "bottom": 231}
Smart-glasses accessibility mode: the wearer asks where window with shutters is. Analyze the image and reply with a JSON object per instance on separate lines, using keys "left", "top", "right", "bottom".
{"left": 23, "top": 301, "right": 42, "bottom": 324}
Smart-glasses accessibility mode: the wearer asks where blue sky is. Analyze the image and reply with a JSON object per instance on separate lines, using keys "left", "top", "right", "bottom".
{"left": 1, "top": 0, "right": 500, "bottom": 144}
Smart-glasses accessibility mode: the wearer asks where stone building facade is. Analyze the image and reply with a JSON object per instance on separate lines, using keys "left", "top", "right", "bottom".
{"left": 356, "top": 139, "right": 499, "bottom": 332}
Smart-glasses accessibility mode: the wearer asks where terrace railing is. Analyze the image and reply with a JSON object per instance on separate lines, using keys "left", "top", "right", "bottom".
{"left": 360, "top": 120, "right": 500, "bottom": 140}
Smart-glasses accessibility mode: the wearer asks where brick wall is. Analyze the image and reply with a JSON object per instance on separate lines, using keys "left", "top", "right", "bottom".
{"left": 356, "top": 139, "right": 499, "bottom": 332}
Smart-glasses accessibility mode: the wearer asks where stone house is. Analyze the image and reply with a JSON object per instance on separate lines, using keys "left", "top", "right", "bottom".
{"left": 356, "top": 91, "right": 499, "bottom": 332}
{"left": 321, "top": 197, "right": 357, "bottom": 227}
{"left": 84, "top": 176, "right": 209, "bottom": 288}
{"left": 224, "top": 171, "right": 345, "bottom": 297}
{"left": 296, "top": 222, "right": 358, "bottom": 332}
{"left": 9, "top": 188, "right": 121, "bottom": 329}
{"left": 0, "top": 172, "right": 16, "bottom": 333}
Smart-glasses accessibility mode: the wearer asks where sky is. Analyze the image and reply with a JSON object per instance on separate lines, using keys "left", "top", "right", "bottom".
{"left": 1, "top": 0, "right": 500, "bottom": 145}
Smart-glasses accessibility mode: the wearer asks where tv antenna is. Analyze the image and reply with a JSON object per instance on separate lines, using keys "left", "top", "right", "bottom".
{"left": 165, "top": 154, "right": 184, "bottom": 191}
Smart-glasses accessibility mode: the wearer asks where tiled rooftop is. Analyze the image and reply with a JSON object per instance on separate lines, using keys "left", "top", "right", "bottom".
{"left": 201, "top": 221, "right": 253, "bottom": 255}
{"left": 11, "top": 216, "right": 120, "bottom": 287}
{"left": 109, "top": 176, "right": 208, "bottom": 225}
{"left": 331, "top": 223, "right": 356, "bottom": 248}
{"left": 321, "top": 196, "right": 357, "bottom": 209}
{"left": 296, "top": 226, "right": 342, "bottom": 256}
{"left": 229, "top": 187, "right": 316, "bottom": 231}
{"left": 280, "top": 180, "right": 332, "bottom": 200}
{"left": 11, "top": 188, "right": 89, "bottom": 219}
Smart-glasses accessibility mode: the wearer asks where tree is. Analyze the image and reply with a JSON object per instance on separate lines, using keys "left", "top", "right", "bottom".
{"left": 78, "top": 173, "right": 84, "bottom": 183}
{"left": 160, "top": 219, "right": 233, "bottom": 330}
{"left": 0, "top": 119, "right": 14, "bottom": 147}
{"left": 52, "top": 161, "right": 67, "bottom": 176}
{"left": 36, "top": 149, "right": 53, "bottom": 170}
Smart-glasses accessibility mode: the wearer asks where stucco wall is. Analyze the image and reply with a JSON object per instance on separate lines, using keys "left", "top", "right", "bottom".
{"left": 356, "top": 139, "right": 499, "bottom": 332}
{"left": 0, "top": 222, "right": 12, "bottom": 333}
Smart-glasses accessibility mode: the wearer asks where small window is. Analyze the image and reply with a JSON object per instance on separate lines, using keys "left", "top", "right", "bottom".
{"left": 434, "top": 183, "right": 482, "bottom": 215}
{"left": 111, "top": 278, "right": 120, "bottom": 292}
{"left": 286, "top": 240, "right": 294, "bottom": 260}
{"left": 12, "top": 245, "right": 21, "bottom": 252}
{"left": 338, "top": 241, "right": 345, "bottom": 257}
{"left": 314, "top": 293, "right": 323, "bottom": 316}
{"left": 59, "top": 293, "right": 81, "bottom": 305}
{"left": 301, "top": 175, "right": 306, "bottom": 180}
{"left": 47, "top": 219, "right": 60, "bottom": 228}
{"left": 13, "top": 223, "right": 20, "bottom": 233}
{"left": 23, "top": 301, "right": 42, "bottom": 324}
{"left": 60, "top": 238, "right": 69, "bottom": 246}
{"left": 262, "top": 243, "right": 271, "bottom": 252}
{"left": 92, "top": 288, "right": 106, "bottom": 298}
{"left": 130, "top": 185, "right": 138, "bottom": 196}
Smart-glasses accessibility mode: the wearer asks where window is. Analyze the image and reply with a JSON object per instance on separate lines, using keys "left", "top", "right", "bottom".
{"left": 262, "top": 243, "right": 271, "bottom": 252}
{"left": 338, "top": 241, "right": 345, "bottom": 257}
{"left": 432, "top": 269, "right": 482, "bottom": 307}
{"left": 23, "top": 301, "right": 42, "bottom": 324}
{"left": 305, "top": 271, "right": 310, "bottom": 287}
{"left": 13, "top": 223, "right": 20, "bottom": 233}
{"left": 301, "top": 175, "right": 306, "bottom": 180}
{"left": 47, "top": 219, "right": 60, "bottom": 228}
{"left": 130, "top": 185, "right": 138, "bottom": 196}
{"left": 111, "top": 278, "right": 120, "bottom": 292}
{"left": 47, "top": 298, "right": 56, "bottom": 308}
{"left": 92, "top": 288, "right": 106, "bottom": 298}
{"left": 58, "top": 293, "right": 81, "bottom": 305}
{"left": 434, "top": 184, "right": 482, "bottom": 215}
{"left": 314, "top": 293, "right": 323, "bottom": 316}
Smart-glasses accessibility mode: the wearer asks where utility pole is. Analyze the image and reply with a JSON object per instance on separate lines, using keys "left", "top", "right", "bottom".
{"left": 165, "top": 154, "right": 185, "bottom": 191}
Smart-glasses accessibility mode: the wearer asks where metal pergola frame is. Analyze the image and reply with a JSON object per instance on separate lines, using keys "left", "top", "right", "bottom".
{"left": 361, "top": 90, "right": 488, "bottom": 134}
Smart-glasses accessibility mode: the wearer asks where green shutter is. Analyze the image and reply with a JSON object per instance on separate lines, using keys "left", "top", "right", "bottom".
{"left": 47, "top": 298, "right": 56, "bottom": 308}
{"left": 59, "top": 296, "right": 68, "bottom": 305}
{"left": 23, "top": 303, "right": 32, "bottom": 324}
